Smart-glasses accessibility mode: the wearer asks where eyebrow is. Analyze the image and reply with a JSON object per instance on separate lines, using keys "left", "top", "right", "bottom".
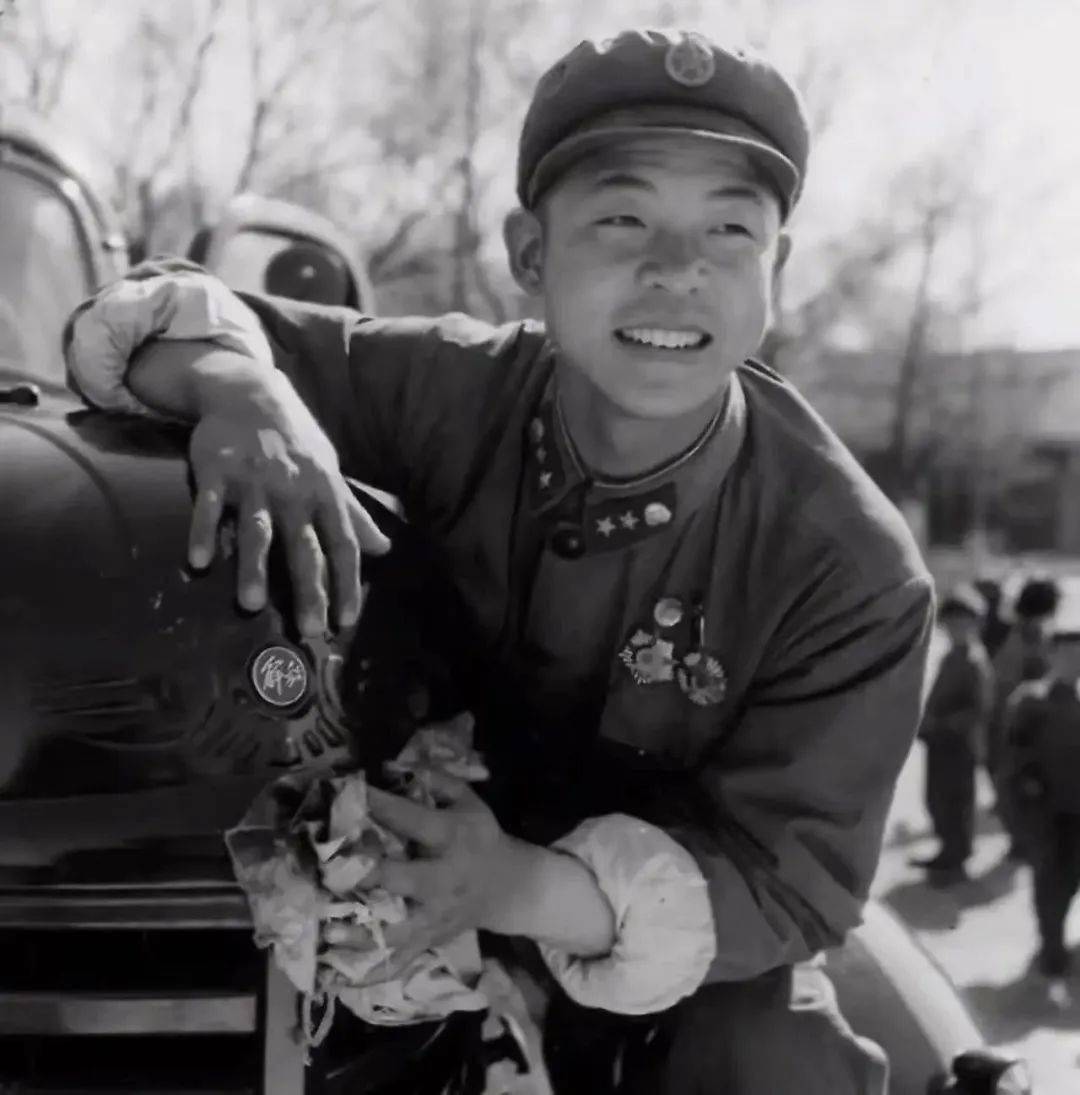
{"left": 588, "top": 173, "right": 764, "bottom": 204}
{"left": 589, "top": 172, "right": 654, "bottom": 193}
{"left": 706, "top": 185, "right": 764, "bottom": 205}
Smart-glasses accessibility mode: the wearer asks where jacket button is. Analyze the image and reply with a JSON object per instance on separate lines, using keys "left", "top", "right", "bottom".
{"left": 550, "top": 526, "right": 586, "bottom": 558}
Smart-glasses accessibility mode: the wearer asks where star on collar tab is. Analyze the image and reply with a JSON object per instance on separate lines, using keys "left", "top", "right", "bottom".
{"left": 526, "top": 405, "right": 569, "bottom": 509}
{"left": 524, "top": 403, "right": 678, "bottom": 552}
{"left": 584, "top": 482, "right": 677, "bottom": 553}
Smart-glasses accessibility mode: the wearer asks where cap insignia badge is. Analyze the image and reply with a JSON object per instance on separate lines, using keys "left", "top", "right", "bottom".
{"left": 664, "top": 33, "right": 716, "bottom": 88}
{"left": 251, "top": 644, "right": 309, "bottom": 707}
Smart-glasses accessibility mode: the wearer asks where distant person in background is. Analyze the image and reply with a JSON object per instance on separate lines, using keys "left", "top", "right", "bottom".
{"left": 973, "top": 577, "right": 1010, "bottom": 659}
{"left": 911, "top": 585, "right": 994, "bottom": 884}
{"left": 1001, "top": 630, "right": 1080, "bottom": 998}
{"left": 990, "top": 576, "right": 1061, "bottom": 860}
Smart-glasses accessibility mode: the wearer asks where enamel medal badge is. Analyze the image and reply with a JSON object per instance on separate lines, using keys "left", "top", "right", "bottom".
{"left": 676, "top": 650, "right": 728, "bottom": 706}
{"left": 618, "top": 594, "right": 727, "bottom": 705}
{"left": 618, "top": 629, "right": 677, "bottom": 684}
{"left": 676, "top": 597, "right": 727, "bottom": 706}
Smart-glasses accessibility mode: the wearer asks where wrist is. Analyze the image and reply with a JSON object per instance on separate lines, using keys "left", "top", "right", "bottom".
{"left": 481, "top": 836, "right": 616, "bottom": 957}
{"left": 126, "top": 341, "right": 276, "bottom": 422}
{"left": 190, "top": 350, "right": 282, "bottom": 420}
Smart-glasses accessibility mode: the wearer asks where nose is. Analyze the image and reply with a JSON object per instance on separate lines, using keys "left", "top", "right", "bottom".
{"left": 638, "top": 229, "right": 708, "bottom": 294}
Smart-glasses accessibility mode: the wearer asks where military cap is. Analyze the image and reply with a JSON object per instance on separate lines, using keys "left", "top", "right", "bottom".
{"left": 938, "top": 583, "right": 987, "bottom": 621}
{"left": 517, "top": 28, "right": 809, "bottom": 219}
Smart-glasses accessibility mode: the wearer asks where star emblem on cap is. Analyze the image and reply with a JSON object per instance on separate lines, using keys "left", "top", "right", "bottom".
{"left": 664, "top": 33, "right": 716, "bottom": 88}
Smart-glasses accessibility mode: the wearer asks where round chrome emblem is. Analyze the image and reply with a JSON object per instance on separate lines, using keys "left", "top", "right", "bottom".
{"left": 250, "top": 645, "right": 309, "bottom": 707}
{"left": 664, "top": 34, "right": 716, "bottom": 88}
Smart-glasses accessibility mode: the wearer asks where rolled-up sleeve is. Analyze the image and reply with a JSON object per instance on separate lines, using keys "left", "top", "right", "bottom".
{"left": 62, "top": 259, "right": 540, "bottom": 511}
{"left": 538, "top": 814, "right": 717, "bottom": 1013}
{"left": 534, "top": 569, "right": 933, "bottom": 1008}
{"left": 669, "top": 571, "right": 935, "bottom": 981}
{"left": 63, "top": 259, "right": 275, "bottom": 417}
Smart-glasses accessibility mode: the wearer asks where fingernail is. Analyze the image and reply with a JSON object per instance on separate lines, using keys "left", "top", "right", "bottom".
{"left": 189, "top": 547, "right": 210, "bottom": 570}
{"left": 239, "top": 585, "right": 264, "bottom": 611}
{"left": 301, "top": 613, "right": 324, "bottom": 637}
{"left": 324, "top": 926, "right": 347, "bottom": 944}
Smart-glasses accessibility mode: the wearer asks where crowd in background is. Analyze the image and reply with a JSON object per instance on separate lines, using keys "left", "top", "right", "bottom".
{"left": 917, "top": 573, "right": 1080, "bottom": 1003}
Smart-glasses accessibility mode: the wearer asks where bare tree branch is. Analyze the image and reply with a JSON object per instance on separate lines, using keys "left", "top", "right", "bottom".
{"left": 40, "top": 24, "right": 76, "bottom": 115}
{"left": 367, "top": 211, "right": 427, "bottom": 282}
{"left": 472, "top": 252, "right": 507, "bottom": 324}
{"left": 144, "top": 0, "right": 225, "bottom": 181}
{"left": 0, "top": 0, "right": 82, "bottom": 115}
{"left": 450, "top": 0, "right": 485, "bottom": 313}
{"left": 233, "top": 0, "right": 267, "bottom": 194}
{"left": 235, "top": 0, "right": 382, "bottom": 194}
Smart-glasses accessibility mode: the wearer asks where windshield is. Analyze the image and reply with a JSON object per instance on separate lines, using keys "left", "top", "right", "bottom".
{"left": 0, "top": 166, "right": 95, "bottom": 386}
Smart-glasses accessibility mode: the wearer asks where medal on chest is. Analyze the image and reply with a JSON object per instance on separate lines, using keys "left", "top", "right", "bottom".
{"left": 617, "top": 594, "right": 728, "bottom": 706}
{"left": 618, "top": 629, "right": 677, "bottom": 684}
{"left": 676, "top": 596, "right": 728, "bottom": 706}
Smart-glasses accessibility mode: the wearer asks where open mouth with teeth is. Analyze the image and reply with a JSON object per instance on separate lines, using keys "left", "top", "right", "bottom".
{"left": 614, "top": 327, "right": 712, "bottom": 351}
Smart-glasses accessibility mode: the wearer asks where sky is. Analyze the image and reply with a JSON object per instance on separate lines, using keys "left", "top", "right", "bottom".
{"left": 777, "top": 0, "right": 1080, "bottom": 349}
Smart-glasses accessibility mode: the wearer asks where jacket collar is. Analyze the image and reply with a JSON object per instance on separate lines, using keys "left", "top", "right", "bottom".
{"left": 524, "top": 369, "right": 748, "bottom": 554}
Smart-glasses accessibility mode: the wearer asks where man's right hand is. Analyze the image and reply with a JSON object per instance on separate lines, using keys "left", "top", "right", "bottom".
{"left": 130, "top": 341, "right": 391, "bottom": 635}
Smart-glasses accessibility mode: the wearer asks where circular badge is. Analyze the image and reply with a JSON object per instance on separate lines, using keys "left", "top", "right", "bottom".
{"left": 664, "top": 34, "right": 716, "bottom": 88}
{"left": 618, "top": 632, "right": 676, "bottom": 685}
{"left": 643, "top": 502, "right": 673, "bottom": 527}
{"left": 250, "top": 645, "right": 309, "bottom": 707}
{"left": 676, "top": 651, "right": 727, "bottom": 706}
{"left": 653, "top": 597, "right": 685, "bottom": 629}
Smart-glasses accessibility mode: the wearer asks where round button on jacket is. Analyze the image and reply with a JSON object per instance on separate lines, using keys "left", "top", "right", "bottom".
{"left": 551, "top": 526, "right": 586, "bottom": 559}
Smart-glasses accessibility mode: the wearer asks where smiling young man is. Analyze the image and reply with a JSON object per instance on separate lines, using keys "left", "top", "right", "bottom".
{"left": 521, "top": 136, "right": 788, "bottom": 472}
{"left": 65, "top": 29, "right": 932, "bottom": 1093}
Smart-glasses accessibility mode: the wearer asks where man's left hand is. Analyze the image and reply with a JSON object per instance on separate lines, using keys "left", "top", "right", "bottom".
{"left": 320, "top": 772, "right": 514, "bottom": 986}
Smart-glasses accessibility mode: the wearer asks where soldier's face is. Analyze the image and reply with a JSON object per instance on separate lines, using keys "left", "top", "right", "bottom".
{"left": 508, "top": 136, "right": 788, "bottom": 420}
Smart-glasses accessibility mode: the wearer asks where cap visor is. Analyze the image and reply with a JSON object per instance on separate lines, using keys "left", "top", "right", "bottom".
{"left": 527, "top": 124, "right": 800, "bottom": 217}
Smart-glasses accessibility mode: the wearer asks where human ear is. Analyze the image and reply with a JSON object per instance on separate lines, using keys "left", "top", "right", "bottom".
{"left": 503, "top": 207, "right": 545, "bottom": 295}
{"left": 774, "top": 231, "right": 792, "bottom": 277}
{"left": 769, "top": 231, "right": 792, "bottom": 315}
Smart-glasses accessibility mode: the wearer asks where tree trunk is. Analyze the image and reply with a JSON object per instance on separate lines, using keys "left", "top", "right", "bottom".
{"left": 450, "top": 0, "right": 486, "bottom": 314}
{"left": 886, "top": 209, "right": 940, "bottom": 498}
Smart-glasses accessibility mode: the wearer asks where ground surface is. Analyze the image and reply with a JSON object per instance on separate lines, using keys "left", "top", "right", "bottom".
{"left": 874, "top": 737, "right": 1080, "bottom": 1094}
